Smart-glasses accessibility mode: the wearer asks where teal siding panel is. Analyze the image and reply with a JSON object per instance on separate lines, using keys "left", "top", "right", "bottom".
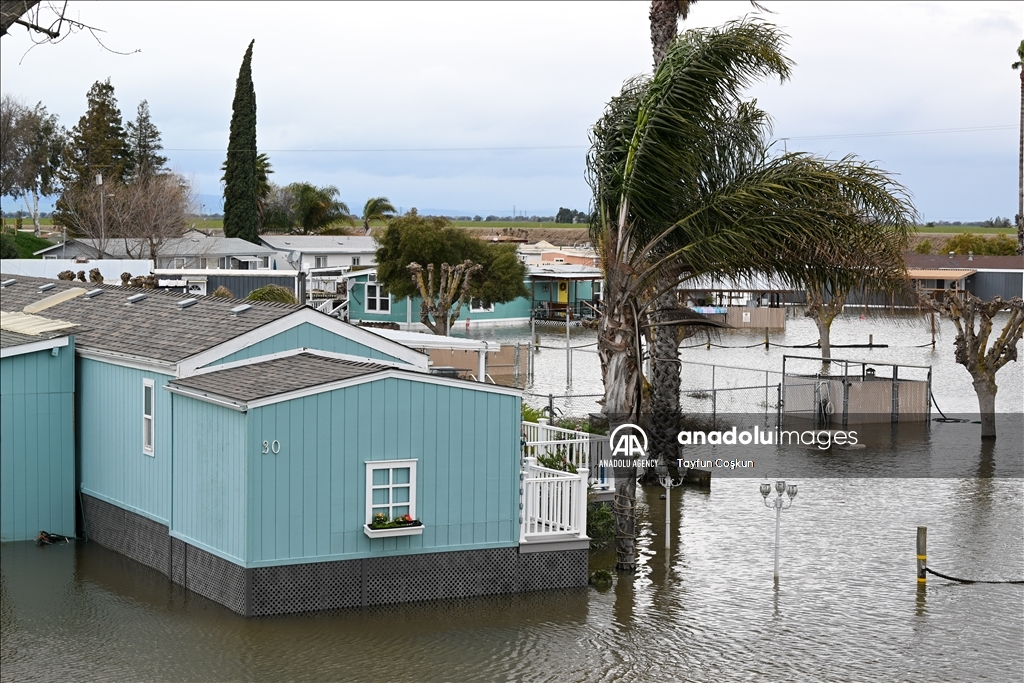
{"left": 170, "top": 395, "right": 246, "bottom": 562}
{"left": 245, "top": 376, "right": 520, "bottom": 566}
{"left": 206, "top": 322, "right": 406, "bottom": 367}
{"left": 0, "top": 342, "right": 75, "bottom": 541}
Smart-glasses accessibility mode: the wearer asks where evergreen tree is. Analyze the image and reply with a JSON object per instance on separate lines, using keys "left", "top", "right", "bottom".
{"left": 126, "top": 100, "right": 168, "bottom": 180}
{"left": 222, "top": 40, "right": 259, "bottom": 243}
{"left": 61, "top": 79, "right": 130, "bottom": 190}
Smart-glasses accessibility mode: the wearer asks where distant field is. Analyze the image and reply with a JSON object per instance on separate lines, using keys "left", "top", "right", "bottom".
{"left": 913, "top": 226, "right": 1014, "bottom": 234}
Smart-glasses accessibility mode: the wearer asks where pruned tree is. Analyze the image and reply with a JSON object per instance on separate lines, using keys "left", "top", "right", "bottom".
{"left": 923, "top": 291, "right": 1024, "bottom": 439}
{"left": 407, "top": 260, "right": 483, "bottom": 335}
{"left": 375, "top": 211, "right": 528, "bottom": 334}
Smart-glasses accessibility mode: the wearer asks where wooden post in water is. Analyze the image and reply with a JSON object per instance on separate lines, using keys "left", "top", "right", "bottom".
{"left": 869, "top": 334, "right": 873, "bottom": 348}
{"left": 764, "top": 327, "right": 769, "bottom": 350}
{"left": 917, "top": 526, "right": 927, "bottom": 584}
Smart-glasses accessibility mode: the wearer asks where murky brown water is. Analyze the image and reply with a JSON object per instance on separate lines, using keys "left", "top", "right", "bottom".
{"left": 3, "top": 476, "right": 1021, "bottom": 682}
{"left": 4, "top": 317, "right": 1022, "bottom": 681}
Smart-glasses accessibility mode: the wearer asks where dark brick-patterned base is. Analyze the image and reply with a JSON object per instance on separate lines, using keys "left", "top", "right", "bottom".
{"left": 81, "top": 494, "right": 588, "bottom": 617}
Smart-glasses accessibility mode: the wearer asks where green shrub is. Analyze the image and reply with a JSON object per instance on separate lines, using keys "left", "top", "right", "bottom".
{"left": 587, "top": 501, "right": 616, "bottom": 549}
{"left": 914, "top": 239, "right": 932, "bottom": 254}
{"left": 212, "top": 285, "right": 233, "bottom": 298}
{"left": 246, "top": 284, "right": 297, "bottom": 304}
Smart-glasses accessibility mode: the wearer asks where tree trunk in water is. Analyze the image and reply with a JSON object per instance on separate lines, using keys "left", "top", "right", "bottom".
{"left": 1017, "top": 67, "right": 1023, "bottom": 255}
{"left": 816, "top": 316, "right": 833, "bottom": 366}
{"left": 598, "top": 283, "right": 640, "bottom": 570}
{"left": 647, "top": 291, "right": 681, "bottom": 483}
{"left": 973, "top": 377, "right": 998, "bottom": 439}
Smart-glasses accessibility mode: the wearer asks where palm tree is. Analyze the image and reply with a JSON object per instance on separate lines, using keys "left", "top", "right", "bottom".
{"left": 588, "top": 19, "right": 915, "bottom": 570}
{"left": 288, "top": 183, "right": 354, "bottom": 234}
{"left": 361, "top": 196, "right": 397, "bottom": 233}
{"left": 1013, "top": 39, "right": 1024, "bottom": 256}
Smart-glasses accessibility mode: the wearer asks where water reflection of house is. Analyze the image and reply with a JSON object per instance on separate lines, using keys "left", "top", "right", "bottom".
{"left": 0, "top": 275, "right": 588, "bottom": 616}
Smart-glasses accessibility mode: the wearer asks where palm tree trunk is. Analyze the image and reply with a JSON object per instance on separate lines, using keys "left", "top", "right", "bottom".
{"left": 647, "top": 291, "right": 682, "bottom": 483}
{"left": 597, "top": 274, "right": 641, "bottom": 570}
{"left": 1017, "top": 67, "right": 1023, "bottom": 255}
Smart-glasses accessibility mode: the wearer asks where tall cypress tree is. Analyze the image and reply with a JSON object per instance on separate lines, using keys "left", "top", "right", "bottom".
{"left": 223, "top": 40, "right": 259, "bottom": 243}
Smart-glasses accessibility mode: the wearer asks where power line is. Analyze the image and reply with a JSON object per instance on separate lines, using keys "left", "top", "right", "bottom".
{"left": 779, "top": 124, "right": 1014, "bottom": 142}
{"left": 161, "top": 124, "right": 1014, "bottom": 154}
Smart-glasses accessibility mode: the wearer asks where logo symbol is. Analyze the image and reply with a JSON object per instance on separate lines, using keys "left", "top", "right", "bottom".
{"left": 609, "top": 423, "right": 648, "bottom": 458}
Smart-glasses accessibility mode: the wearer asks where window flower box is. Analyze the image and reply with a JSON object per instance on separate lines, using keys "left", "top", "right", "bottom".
{"left": 363, "top": 523, "right": 424, "bottom": 539}
{"left": 364, "top": 512, "right": 424, "bottom": 538}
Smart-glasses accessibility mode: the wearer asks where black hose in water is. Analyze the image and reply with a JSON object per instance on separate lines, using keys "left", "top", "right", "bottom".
{"left": 930, "top": 390, "right": 969, "bottom": 423}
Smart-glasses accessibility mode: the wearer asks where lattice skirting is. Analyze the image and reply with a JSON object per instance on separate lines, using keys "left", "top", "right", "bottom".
{"left": 81, "top": 494, "right": 588, "bottom": 617}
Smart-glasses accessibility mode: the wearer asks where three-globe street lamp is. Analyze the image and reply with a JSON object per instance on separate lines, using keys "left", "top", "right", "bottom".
{"left": 761, "top": 479, "right": 798, "bottom": 584}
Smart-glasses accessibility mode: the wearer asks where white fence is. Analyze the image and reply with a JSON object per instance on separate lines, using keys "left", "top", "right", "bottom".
{"left": 519, "top": 457, "right": 588, "bottom": 543}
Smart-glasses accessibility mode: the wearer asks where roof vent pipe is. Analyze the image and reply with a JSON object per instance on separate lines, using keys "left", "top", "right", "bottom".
{"left": 948, "top": 252, "right": 954, "bottom": 258}
{"left": 968, "top": 251, "right": 973, "bottom": 261}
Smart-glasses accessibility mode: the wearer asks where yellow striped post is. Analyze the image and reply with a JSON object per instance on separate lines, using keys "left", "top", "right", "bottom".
{"left": 917, "top": 526, "right": 927, "bottom": 583}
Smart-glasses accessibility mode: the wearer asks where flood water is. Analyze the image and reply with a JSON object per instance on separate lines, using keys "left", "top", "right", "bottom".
{"left": 3, "top": 315, "right": 1023, "bottom": 682}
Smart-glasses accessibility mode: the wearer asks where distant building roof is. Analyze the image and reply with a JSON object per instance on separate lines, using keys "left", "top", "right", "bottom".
{"left": 259, "top": 235, "right": 377, "bottom": 253}
{"left": 0, "top": 275, "right": 299, "bottom": 363}
{"left": 527, "top": 264, "right": 604, "bottom": 279}
{"left": 34, "top": 237, "right": 276, "bottom": 259}
{"left": 907, "top": 268, "right": 976, "bottom": 280}
{"left": 168, "top": 352, "right": 390, "bottom": 403}
{"left": 903, "top": 254, "right": 1024, "bottom": 271}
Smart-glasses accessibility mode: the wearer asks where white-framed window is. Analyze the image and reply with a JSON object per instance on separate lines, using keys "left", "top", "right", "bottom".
{"left": 365, "top": 276, "right": 390, "bottom": 313}
{"left": 259, "top": 256, "right": 270, "bottom": 269}
{"left": 365, "top": 459, "right": 416, "bottom": 524}
{"left": 200, "top": 257, "right": 217, "bottom": 269}
{"left": 172, "top": 257, "right": 186, "bottom": 269}
{"left": 351, "top": 256, "right": 361, "bottom": 266}
{"left": 315, "top": 256, "right": 328, "bottom": 268}
{"left": 142, "top": 379, "right": 155, "bottom": 456}
{"left": 470, "top": 297, "right": 494, "bottom": 313}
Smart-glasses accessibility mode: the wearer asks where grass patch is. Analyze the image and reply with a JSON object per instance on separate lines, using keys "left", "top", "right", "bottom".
{"left": 14, "top": 231, "right": 54, "bottom": 258}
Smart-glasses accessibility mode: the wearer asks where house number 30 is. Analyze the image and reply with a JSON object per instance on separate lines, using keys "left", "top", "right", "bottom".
{"left": 262, "top": 440, "right": 281, "bottom": 454}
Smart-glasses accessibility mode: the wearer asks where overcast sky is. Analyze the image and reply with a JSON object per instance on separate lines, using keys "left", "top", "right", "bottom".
{"left": 1, "top": 1, "right": 1020, "bottom": 220}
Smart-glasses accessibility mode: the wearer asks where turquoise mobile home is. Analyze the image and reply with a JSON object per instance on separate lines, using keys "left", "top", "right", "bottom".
{"left": 0, "top": 311, "right": 76, "bottom": 542}
{"left": 0, "top": 275, "right": 588, "bottom": 615}
{"left": 344, "top": 264, "right": 603, "bottom": 330}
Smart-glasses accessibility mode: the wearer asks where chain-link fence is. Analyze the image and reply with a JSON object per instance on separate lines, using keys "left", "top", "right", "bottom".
{"left": 522, "top": 391, "right": 604, "bottom": 420}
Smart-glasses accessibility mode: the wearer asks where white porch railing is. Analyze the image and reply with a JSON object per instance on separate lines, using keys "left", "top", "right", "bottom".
{"left": 521, "top": 418, "right": 613, "bottom": 492}
{"left": 519, "top": 457, "right": 588, "bottom": 543}
{"left": 313, "top": 298, "right": 348, "bottom": 318}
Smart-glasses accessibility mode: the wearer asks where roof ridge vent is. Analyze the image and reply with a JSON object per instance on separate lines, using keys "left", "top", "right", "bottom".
{"left": 177, "top": 298, "right": 198, "bottom": 309}
{"left": 39, "top": 283, "right": 56, "bottom": 292}
{"left": 85, "top": 289, "right": 104, "bottom": 298}
{"left": 230, "top": 304, "right": 252, "bottom": 315}
{"left": 126, "top": 293, "right": 147, "bottom": 304}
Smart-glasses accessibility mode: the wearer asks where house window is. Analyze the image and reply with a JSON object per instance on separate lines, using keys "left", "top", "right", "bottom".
{"left": 315, "top": 256, "right": 328, "bottom": 269}
{"left": 143, "top": 379, "right": 155, "bottom": 456}
{"left": 200, "top": 257, "right": 217, "bottom": 269}
{"left": 173, "top": 258, "right": 186, "bottom": 269}
{"left": 365, "top": 460, "right": 416, "bottom": 524}
{"left": 351, "top": 257, "right": 360, "bottom": 267}
{"left": 470, "top": 298, "right": 494, "bottom": 313}
{"left": 366, "top": 278, "right": 390, "bottom": 312}
{"left": 259, "top": 256, "right": 270, "bottom": 269}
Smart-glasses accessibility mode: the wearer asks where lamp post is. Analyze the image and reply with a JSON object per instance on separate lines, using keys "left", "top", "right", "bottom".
{"left": 760, "top": 479, "right": 797, "bottom": 583}
{"left": 96, "top": 172, "right": 104, "bottom": 247}
{"left": 657, "top": 461, "right": 682, "bottom": 551}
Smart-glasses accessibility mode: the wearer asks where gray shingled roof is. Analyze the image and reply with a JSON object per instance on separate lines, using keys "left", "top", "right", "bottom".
{"left": 34, "top": 237, "right": 277, "bottom": 259}
{"left": 259, "top": 235, "right": 376, "bottom": 253}
{"left": 169, "top": 353, "right": 389, "bottom": 402}
{"left": 0, "top": 328, "right": 70, "bottom": 349}
{"left": 0, "top": 275, "right": 301, "bottom": 363}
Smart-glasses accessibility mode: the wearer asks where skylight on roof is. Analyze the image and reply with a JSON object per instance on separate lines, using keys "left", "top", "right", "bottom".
{"left": 126, "top": 293, "right": 147, "bottom": 304}
{"left": 85, "top": 289, "right": 104, "bottom": 298}
{"left": 1, "top": 279, "right": 16, "bottom": 287}
{"left": 230, "top": 304, "right": 252, "bottom": 315}
{"left": 177, "top": 298, "right": 198, "bottom": 309}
